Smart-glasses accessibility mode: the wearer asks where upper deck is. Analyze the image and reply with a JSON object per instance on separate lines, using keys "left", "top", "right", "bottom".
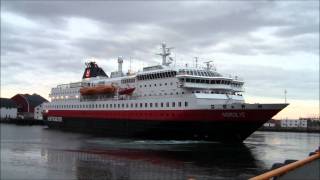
{"left": 49, "top": 43, "right": 245, "bottom": 104}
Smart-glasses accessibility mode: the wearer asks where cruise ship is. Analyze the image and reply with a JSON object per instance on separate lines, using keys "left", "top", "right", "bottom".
{"left": 44, "top": 43, "right": 288, "bottom": 142}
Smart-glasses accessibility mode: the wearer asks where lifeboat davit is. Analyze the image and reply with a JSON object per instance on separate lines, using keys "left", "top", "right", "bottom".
{"left": 118, "top": 87, "right": 135, "bottom": 95}
{"left": 80, "top": 85, "right": 116, "bottom": 96}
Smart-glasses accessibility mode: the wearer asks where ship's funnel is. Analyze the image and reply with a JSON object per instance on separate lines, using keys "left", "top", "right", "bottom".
{"left": 118, "top": 57, "right": 123, "bottom": 73}
{"left": 82, "top": 62, "right": 108, "bottom": 79}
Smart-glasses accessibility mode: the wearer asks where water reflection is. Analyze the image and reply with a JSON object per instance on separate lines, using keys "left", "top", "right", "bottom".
{"left": 41, "top": 140, "right": 259, "bottom": 180}
{"left": 1, "top": 125, "right": 319, "bottom": 180}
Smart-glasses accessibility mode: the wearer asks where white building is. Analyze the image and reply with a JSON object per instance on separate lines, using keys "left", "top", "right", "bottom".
{"left": 281, "top": 119, "right": 308, "bottom": 128}
{"left": 34, "top": 103, "right": 47, "bottom": 120}
{"left": 0, "top": 98, "right": 17, "bottom": 120}
{"left": 263, "top": 122, "right": 276, "bottom": 127}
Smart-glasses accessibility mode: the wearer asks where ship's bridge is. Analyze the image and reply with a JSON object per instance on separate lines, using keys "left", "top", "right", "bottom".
{"left": 176, "top": 68, "right": 244, "bottom": 92}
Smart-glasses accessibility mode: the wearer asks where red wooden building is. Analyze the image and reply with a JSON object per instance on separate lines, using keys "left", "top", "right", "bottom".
{"left": 11, "top": 93, "right": 48, "bottom": 119}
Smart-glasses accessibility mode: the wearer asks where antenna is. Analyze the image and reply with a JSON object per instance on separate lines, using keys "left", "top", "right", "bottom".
{"left": 194, "top": 57, "right": 199, "bottom": 68}
{"left": 129, "top": 56, "right": 132, "bottom": 72}
{"left": 284, "top": 89, "right": 287, "bottom": 104}
{"left": 204, "top": 61, "right": 213, "bottom": 71}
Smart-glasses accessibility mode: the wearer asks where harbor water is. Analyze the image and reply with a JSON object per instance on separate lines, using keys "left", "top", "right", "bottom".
{"left": 1, "top": 124, "right": 319, "bottom": 180}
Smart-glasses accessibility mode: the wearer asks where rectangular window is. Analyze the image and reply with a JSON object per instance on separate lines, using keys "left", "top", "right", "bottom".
{"left": 155, "top": 103, "right": 158, "bottom": 107}
{"left": 145, "top": 103, "right": 148, "bottom": 107}
{"left": 185, "top": 101, "right": 188, "bottom": 107}
{"left": 140, "top": 103, "right": 143, "bottom": 108}
{"left": 178, "top": 102, "right": 181, "bottom": 107}
{"left": 166, "top": 102, "right": 169, "bottom": 107}
{"left": 150, "top": 103, "right": 153, "bottom": 107}
{"left": 172, "top": 102, "right": 175, "bottom": 107}
{"left": 161, "top": 102, "right": 164, "bottom": 107}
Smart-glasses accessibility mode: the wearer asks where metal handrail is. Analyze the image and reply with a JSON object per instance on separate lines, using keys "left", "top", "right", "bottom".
{"left": 250, "top": 151, "right": 320, "bottom": 180}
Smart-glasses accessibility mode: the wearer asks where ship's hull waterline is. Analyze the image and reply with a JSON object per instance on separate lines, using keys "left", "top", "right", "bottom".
{"left": 44, "top": 108, "right": 284, "bottom": 142}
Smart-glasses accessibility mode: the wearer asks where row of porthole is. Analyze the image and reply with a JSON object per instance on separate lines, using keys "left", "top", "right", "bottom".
{"left": 51, "top": 89, "right": 79, "bottom": 95}
{"left": 139, "top": 82, "right": 177, "bottom": 88}
{"left": 49, "top": 101, "right": 189, "bottom": 109}
{"left": 142, "top": 91, "right": 185, "bottom": 97}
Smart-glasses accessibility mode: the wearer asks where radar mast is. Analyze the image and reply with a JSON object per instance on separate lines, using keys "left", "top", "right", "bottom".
{"left": 157, "top": 42, "right": 173, "bottom": 66}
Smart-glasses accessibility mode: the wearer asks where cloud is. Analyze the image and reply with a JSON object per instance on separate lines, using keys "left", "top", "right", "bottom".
{"left": 1, "top": 1, "right": 319, "bottom": 118}
{"left": 220, "top": 64, "right": 319, "bottom": 101}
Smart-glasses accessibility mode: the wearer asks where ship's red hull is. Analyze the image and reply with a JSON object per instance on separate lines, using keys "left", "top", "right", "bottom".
{"left": 44, "top": 109, "right": 282, "bottom": 142}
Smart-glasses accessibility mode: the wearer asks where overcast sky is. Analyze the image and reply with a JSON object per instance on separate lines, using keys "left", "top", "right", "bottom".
{"left": 1, "top": 1, "right": 319, "bottom": 118}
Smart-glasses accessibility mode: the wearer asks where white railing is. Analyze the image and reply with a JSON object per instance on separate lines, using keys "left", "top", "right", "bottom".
{"left": 182, "top": 82, "right": 244, "bottom": 92}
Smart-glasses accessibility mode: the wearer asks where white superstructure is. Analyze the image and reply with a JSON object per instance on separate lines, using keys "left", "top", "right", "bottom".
{"left": 45, "top": 43, "right": 248, "bottom": 112}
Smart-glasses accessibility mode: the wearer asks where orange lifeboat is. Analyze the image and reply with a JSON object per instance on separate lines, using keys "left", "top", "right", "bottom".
{"left": 118, "top": 87, "right": 135, "bottom": 95}
{"left": 80, "top": 85, "right": 116, "bottom": 96}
